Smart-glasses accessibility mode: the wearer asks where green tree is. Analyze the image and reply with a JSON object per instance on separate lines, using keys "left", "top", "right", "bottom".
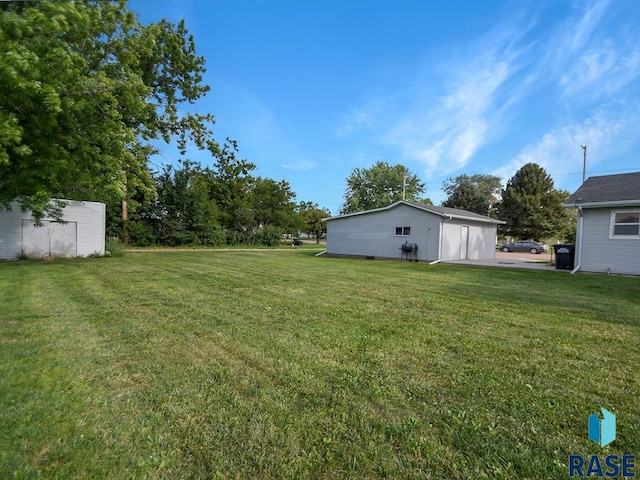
{"left": 249, "top": 177, "right": 298, "bottom": 233}
{"left": 298, "top": 202, "right": 331, "bottom": 243}
{"left": 0, "top": 0, "right": 216, "bottom": 222}
{"left": 442, "top": 183, "right": 490, "bottom": 215}
{"left": 144, "top": 161, "right": 222, "bottom": 246}
{"left": 557, "top": 189, "right": 577, "bottom": 243}
{"left": 442, "top": 174, "right": 502, "bottom": 216}
{"left": 497, "top": 163, "right": 570, "bottom": 240}
{"left": 207, "top": 139, "right": 256, "bottom": 231}
{"left": 340, "top": 161, "right": 425, "bottom": 214}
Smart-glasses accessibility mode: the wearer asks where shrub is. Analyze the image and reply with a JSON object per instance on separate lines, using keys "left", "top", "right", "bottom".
{"left": 105, "top": 237, "right": 125, "bottom": 257}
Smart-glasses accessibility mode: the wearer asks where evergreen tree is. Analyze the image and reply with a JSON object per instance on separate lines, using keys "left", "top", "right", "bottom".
{"left": 497, "top": 163, "right": 569, "bottom": 239}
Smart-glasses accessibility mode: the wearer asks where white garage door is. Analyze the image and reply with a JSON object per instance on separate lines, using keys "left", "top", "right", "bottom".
{"left": 22, "top": 220, "right": 77, "bottom": 258}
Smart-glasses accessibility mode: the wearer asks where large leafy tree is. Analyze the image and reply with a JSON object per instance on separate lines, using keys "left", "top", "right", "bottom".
{"left": 297, "top": 201, "right": 331, "bottom": 243}
{"left": 249, "top": 177, "right": 298, "bottom": 232}
{"left": 497, "top": 163, "right": 569, "bottom": 240}
{"left": 340, "top": 161, "right": 425, "bottom": 214}
{"left": 142, "top": 161, "right": 223, "bottom": 246}
{"left": 207, "top": 139, "right": 256, "bottom": 231}
{"left": 442, "top": 174, "right": 501, "bottom": 216}
{"left": 131, "top": 140, "right": 255, "bottom": 245}
{"left": 0, "top": 0, "right": 216, "bottom": 221}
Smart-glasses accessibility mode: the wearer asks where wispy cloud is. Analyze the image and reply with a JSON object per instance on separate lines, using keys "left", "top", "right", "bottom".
{"left": 491, "top": 101, "right": 640, "bottom": 186}
{"left": 282, "top": 160, "right": 317, "bottom": 171}
{"left": 559, "top": 42, "right": 640, "bottom": 100}
{"left": 337, "top": 0, "right": 640, "bottom": 186}
{"left": 383, "top": 57, "right": 510, "bottom": 174}
{"left": 545, "top": 0, "right": 640, "bottom": 102}
{"left": 336, "top": 15, "right": 527, "bottom": 178}
{"left": 489, "top": 0, "right": 640, "bottom": 187}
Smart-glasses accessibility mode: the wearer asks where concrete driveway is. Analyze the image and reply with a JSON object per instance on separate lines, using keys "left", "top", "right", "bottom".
{"left": 446, "top": 250, "right": 564, "bottom": 271}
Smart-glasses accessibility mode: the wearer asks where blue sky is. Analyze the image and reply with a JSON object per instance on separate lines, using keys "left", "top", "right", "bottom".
{"left": 129, "top": 0, "right": 640, "bottom": 215}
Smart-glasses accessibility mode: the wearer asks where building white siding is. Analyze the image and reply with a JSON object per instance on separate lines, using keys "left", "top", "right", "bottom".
{"left": 326, "top": 203, "right": 499, "bottom": 262}
{"left": 580, "top": 208, "right": 640, "bottom": 275}
{"left": 326, "top": 204, "right": 441, "bottom": 261}
{"left": 0, "top": 200, "right": 105, "bottom": 260}
{"left": 0, "top": 205, "right": 24, "bottom": 260}
{"left": 439, "top": 220, "right": 497, "bottom": 261}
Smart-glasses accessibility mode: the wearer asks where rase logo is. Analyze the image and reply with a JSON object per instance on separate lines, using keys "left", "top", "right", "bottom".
{"left": 589, "top": 408, "right": 616, "bottom": 448}
{"left": 568, "top": 408, "right": 636, "bottom": 478}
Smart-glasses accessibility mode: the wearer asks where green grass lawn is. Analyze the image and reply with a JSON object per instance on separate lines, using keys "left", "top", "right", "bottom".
{"left": 1, "top": 251, "right": 638, "bottom": 479}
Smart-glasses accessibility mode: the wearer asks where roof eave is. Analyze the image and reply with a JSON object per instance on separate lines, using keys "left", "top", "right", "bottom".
{"left": 322, "top": 201, "right": 403, "bottom": 222}
{"left": 324, "top": 200, "right": 505, "bottom": 224}
{"left": 563, "top": 199, "right": 640, "bottom": 209}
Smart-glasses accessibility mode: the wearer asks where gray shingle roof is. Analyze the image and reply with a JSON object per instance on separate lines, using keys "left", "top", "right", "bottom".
{"left": 402, "top": 200, "right": 500, "bottom": 222}
{"left": 325, "top": 200, "right": 504, "bottom": 224}
{"left": 564, "top": 172, "right": 640, "bottom": 206}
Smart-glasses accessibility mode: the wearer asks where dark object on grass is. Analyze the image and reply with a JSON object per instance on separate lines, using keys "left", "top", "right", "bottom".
{"left": 400, "top": 241, "right": 418, "bottom": 261}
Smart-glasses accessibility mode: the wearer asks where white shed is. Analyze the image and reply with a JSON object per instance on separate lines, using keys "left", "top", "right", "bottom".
{"left": 324, "top": 200, "right": 504, "bottom": 262}
{"left": 0, "top": 199, "right": 106, "bottom": 260}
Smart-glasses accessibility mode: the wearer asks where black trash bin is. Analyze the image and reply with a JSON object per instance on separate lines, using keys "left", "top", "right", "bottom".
{"left": 554, "top": 244, "right": 575, "bottom": 270}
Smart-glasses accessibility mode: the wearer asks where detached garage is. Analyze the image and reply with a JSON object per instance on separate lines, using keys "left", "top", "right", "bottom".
{"left": 324, "top": 200, "right": 504, "bottom": 262}
{"left": 0, "top": 199, "right": 105, "bottom": 260}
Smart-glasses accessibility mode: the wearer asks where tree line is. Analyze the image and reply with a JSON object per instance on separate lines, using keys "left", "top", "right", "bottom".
{"left": 1, "top": 1, "right": 574, "bottom": 247}
{"left": 341, "top": 161, "right": 574, "bottom": 242}
{"left": 0, "top": 0, "right": 330, "bottom": 246}
{"left": 108, "top": 146, "right": 331, "bottom": 246}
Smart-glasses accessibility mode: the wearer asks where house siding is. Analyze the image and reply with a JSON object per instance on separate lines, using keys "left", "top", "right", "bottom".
{"left": 0, "top": 200, "right": 105, "bottom": 260}
{"left": 580, "top": 208, "right": 640, "bottom": 275}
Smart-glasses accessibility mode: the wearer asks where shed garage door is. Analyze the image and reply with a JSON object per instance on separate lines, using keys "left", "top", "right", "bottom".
{"left": 22, "top": 220, "right": 77, "bottom": 258}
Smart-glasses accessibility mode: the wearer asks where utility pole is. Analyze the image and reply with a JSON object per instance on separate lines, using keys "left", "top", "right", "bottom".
{"left": 402, "top": 173, "right": 407, "bottom": 200}
{"left": 581, "top": 144, "right": 587, "bottom": 183}
{"left": 122, "top": 180, "right": 129, "bottom": 245}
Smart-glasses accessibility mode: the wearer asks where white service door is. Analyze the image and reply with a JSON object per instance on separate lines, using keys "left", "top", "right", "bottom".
{"left": 460, "top": 226, "right": 469, "bottom": 260}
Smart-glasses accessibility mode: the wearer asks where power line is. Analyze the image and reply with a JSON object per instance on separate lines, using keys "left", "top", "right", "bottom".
{"left": 549, "top": 166, "right": 639, "bottom": 177}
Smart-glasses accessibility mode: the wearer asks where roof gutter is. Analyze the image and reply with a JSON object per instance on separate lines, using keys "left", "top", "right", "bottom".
{"left": 571, "top": 206, "right": 583, "bottom": 274}
{"left": 563, "top": 199, "right": 640, "bottom": 209}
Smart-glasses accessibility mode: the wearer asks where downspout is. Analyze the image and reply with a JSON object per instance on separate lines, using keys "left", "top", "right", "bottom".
{"left": 570, "top": 206, "right": 583, "bottom": 274}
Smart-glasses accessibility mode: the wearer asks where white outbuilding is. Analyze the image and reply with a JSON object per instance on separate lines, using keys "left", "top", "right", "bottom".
{"left": 0, "top": 199, "right": 106, "bottom": 260}
{"left": 324, "top": 200, "right": 504, "bottom": 262}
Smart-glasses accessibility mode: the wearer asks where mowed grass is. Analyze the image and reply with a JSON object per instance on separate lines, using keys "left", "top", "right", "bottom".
{"left": 1, "top": 251, "right": 638, "bottom": 479}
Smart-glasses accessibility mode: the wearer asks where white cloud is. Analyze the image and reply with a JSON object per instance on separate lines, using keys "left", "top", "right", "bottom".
{"left": 282, "top": 160, "right": 317, "bottom": 171}
{"left": 542, "top": 0, "right": 640, "bottom": 103}
{"left": 335, "top": 11, "right": 532, "bottom": 178}
{"left": 491, "top": 102, "right": 640, "bottom": 187}
{"left": 569, "top": 0, "right": 610, "bottom": 52}
{"left": 335, "top": 0, "right": 640, "bottom": 192}
{"left": 382, "top": 49, "right": 515, "bottom": 177}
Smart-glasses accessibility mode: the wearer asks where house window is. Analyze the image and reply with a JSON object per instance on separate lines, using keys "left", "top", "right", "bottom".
{"left": 395, "top": 226, "right": 411, "bottom": 236}
{"left": 611, "top": 211, "right": 640, "bottom": 237}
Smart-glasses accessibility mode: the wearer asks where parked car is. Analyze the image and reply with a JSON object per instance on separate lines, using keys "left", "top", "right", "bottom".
{"left": 501, "top": 240, "right": 548, "bottom": 254}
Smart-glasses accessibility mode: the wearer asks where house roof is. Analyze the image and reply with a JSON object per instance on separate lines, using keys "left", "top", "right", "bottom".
{"left": 563, "top": 172, "right": 640, "bottom": 208}
{"left": 324, "top": 200, "right": 505, "bottom": 224}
